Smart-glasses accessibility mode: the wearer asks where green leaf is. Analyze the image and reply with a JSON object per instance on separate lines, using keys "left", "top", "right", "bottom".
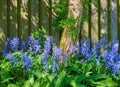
{"left": 67, "top": 63, "right": 80, "bottom": 74}
{"left": 87, "top": 74, "right": 108, "bottom": 81}
{"left": 111, "top": 74, "right": 120, "bottom": 81}
{"left": 8, "top": 84, "right": 18, "bottom": 87}
{"left": 86, "top": 62, "right": 94, "bottom": 72}
{"left": 66, "top": 75, "right": 86, "bottom": 87}
{"left": 33, "top": 80, "right": 40, "bottom": 87}
{"left": 23, "top": 76, "right": 34, "bottom": 87}
{"left": 34, "top": 71, "right": 45, "bottom": 79}
{"left": 55, "top": 70, "right": 66, "bottom": 87}
{"left": 47, "top": 74, "right": 57, "bottom": 83}
{"left": 95, "top": 78, "right": 118, "bottom": 87}
{"left": 1, "top": 77, "right": 14, "bottom": 83}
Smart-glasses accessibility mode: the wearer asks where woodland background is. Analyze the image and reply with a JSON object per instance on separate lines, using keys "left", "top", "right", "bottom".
{"left": 0, "top": 0, "right": 119, "bottom": 52}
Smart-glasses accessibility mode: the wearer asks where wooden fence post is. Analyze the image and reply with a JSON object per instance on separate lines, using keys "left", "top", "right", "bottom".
{"left": 117, "top": 0, "right": 120, "bottom": 53}
{"left": 28, "top": 0, "right": 31, "bottom": 35}
{"left": 88, "top": 0, "right": 91, "bottom": 48}
{"left": 17, "top": 0, "right": 22, "bottom": 39}
{"left": 107, "top": 0, "right": 111, "bottom": 43}
{"left": 39, "top": 0, "right": 42, "bottom": 29}
{"left": 98, "top": 0, "right": 101, "bottom": 40}
{"left": 7, "top": 0, "right": 10, "bottom": 37}
{"left": 49, "top": 0, "right": 52, "bottom": 35}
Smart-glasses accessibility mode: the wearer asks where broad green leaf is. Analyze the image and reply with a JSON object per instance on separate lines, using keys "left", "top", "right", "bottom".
{"left": 85, "top": 72, "right": 93, "bottom": 76}
{"left": 28, "top": 76, "right": 34, "bottom": 85}
{"left": 34, "top": 71, "right": 45, "bottom": 79}
{"left": 95, "top": 78, "right": 118, "bottom": 87}
{"left": 85, "top": 62, "right": 94, "bottom": 72}
{"left": 66, "top": 75, "right": 86, "bottom": 87}
{"left": 75, "top": 75, "right": 86, "bottom": 83}
{"left": 1, "top": 77, "right": 14, "bottom": 83}
{"left": 8, "top": 84, "right": 18, "bottom": 87}
{"left": 87, "top": 74, "right": 108, "bottom": 81}
{"left": 112, "top": 74, "right": 120, "bottom": 81}
{"left": 67, "top": 63, "right": 80, "bottom": 74}
{"left": 47, "top": 74, "right": 57, "bottom": 83}
{"left": 23, "top": 76, "right": 34, "bottom": 87}
{"left": 55, "top": 70, "right": 66, "bottom": 87}
{"left": 33, "top": 80, "right": 40, "bottom": 87}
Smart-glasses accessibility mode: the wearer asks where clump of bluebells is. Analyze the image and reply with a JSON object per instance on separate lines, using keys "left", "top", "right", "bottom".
{"left": 2, "top": 36, "right": 68, "bottom": 73}
{"left": 28, "top": 35, "right": 41, "bottom": 54}
{"left": 77, "top": 37, "right": 120, "bottom": 75}
{"left": 2, "top": 35, "right": 120, "bottom": 75}
{"left": 104, "top": 41, "right": 120, "bottom": 74}
{"left": 3, "top": 37, "right": 27, "bottom": 56}
{"left": 21, "top": 54, "right": 32, "bottom": 71}
{"left": 77, "top": 37, "right": 106, "bottom": 62}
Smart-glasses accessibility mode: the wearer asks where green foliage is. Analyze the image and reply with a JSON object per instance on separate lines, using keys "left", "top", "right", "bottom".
{"left": 1, "top": 29, "right": 120, "bottom": 86}
{"left": 53, "top": 0, "right": 98, "bottom": 39}
{"left": 1, "top": 52, "right": 120, "bottom": 87}
{"left": 53, "top": 0, "right": 68, "bottom": 30}
{"left": 23, "top": 71, "right": 57, "bottom": 87}
{"left": 31, "top": 28, "right": 46, "bottom": 39}
{"left": 53, "top": 0, "right": 78, "bottom": 39}
{"left": 0, "top": 53, "right": 29, "bottom": 87}
{"left": 55, "top": 70, "right": 66, "bottom": 87}
{"left": 60, "top": 17, "right": 78, "bottom": 39}
{"left": 31, "top": 28, "right": 46, "bottom": 47}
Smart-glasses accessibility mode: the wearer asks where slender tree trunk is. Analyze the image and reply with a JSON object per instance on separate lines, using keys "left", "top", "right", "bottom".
{"left": 60, "top": 0, "right": 83, "bottom": 54}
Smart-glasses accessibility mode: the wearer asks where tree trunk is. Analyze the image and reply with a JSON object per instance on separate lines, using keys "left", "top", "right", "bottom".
{"left": 60, "top": 0, "right": 83, "bottom": 54}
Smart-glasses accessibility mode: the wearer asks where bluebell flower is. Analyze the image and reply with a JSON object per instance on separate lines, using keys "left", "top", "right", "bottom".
{"left": 63, "top": 54, "right": 68, "bottom": 63}
{"left": 106, "top": 42, "right": 112, "bottom": 50}
{"left": 52, "top": 61, "right": 58, "bottom": 73}
{"left": 41, "top": 52, "right": 48, "bottom": 64}
{"left": 34, "top": 45, "right": 41, "bottom": 53}
{"left": 77, "top": 39, "right": 91, "bottom": 61}
{"left": 104, "top": 42, "right": 120, "bottom": 72}
{"left": 83, "top": 38, "right": 92, "bottom": 61}
{"left": 112, "top": 43, "right": 118, "bottom": 53}
{"left": 43, "top": 64, "right": 48, "bottom": 69}
{"left": 78, "top": 40, "right": 84, "bottom": 54}
{"left": 78, "top": 37, "right": 106, "bottom": 62}
{"left": 86, "top": 38, "right": 90, "bottom": 49}
{"left": 99, "top": 36, "right": 106, "bottom": 46}
{"left": 69, "top": 45, "right": 76, "bottom": 53}
{"left": 28, "top": 35, "right": 41, "bottom": 54}
{"left": 21, "top": 40, "right": 27, "bottom": 51}
{"left": 52, "top": 46, "right": 62, "bottom": 61}
{"left": 44, "top": 36, "right": 52, "bottom": 54}
{"left": 28, "top": 36, "right": 34, "bottom": 46}
{"left": 10, "top": 37, "right": 19, "bottom": 51}
{"left": 41, "top": 37, "right": 52, "bottom": 66}
{"left": 104, "top": 50, "right": 115, "bottom": 68}
{"left": 80, "top": 39, "right": 84, "bottom": 45}
{"left": 115, "top": 54, "right": 120, "bottom": 62}
{"left": 86, "top": 53, "right": 92, "bottom": 61}
{"left": 84, "top": 38, "right": 91, "bottom": 53}
{"left": 3, "top": 47, "right": 8, "bottom": 56}
{"left": 6, "top": 53, "right": 18, "bottom": 66}
{"left": 111, "top": 61, "right": 120, "bottom": 75}
{"left": 3, "top": 38, "right": 11, "bottom": 56}
{"left": 91, "top": 37, "right": 106, "bottom": 60}
{"left": 21, "top": 54, "right": 32, "bottom": 71}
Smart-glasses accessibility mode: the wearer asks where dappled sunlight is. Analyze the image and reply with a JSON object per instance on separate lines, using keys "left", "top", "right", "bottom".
{"left": 0, "top": 0, "right": 120, "bottom": 86}
{"left": 0, "top": 29, "right": 5, "bottom": 52}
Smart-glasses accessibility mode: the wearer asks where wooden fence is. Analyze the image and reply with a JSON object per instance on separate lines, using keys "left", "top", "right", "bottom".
{"left": 0, "top": 0, "right": 120, "bottom": 52}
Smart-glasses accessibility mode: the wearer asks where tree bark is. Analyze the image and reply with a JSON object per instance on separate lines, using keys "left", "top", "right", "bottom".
{"left": 60, "top": 0, "right": 83, "bottom": 54}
